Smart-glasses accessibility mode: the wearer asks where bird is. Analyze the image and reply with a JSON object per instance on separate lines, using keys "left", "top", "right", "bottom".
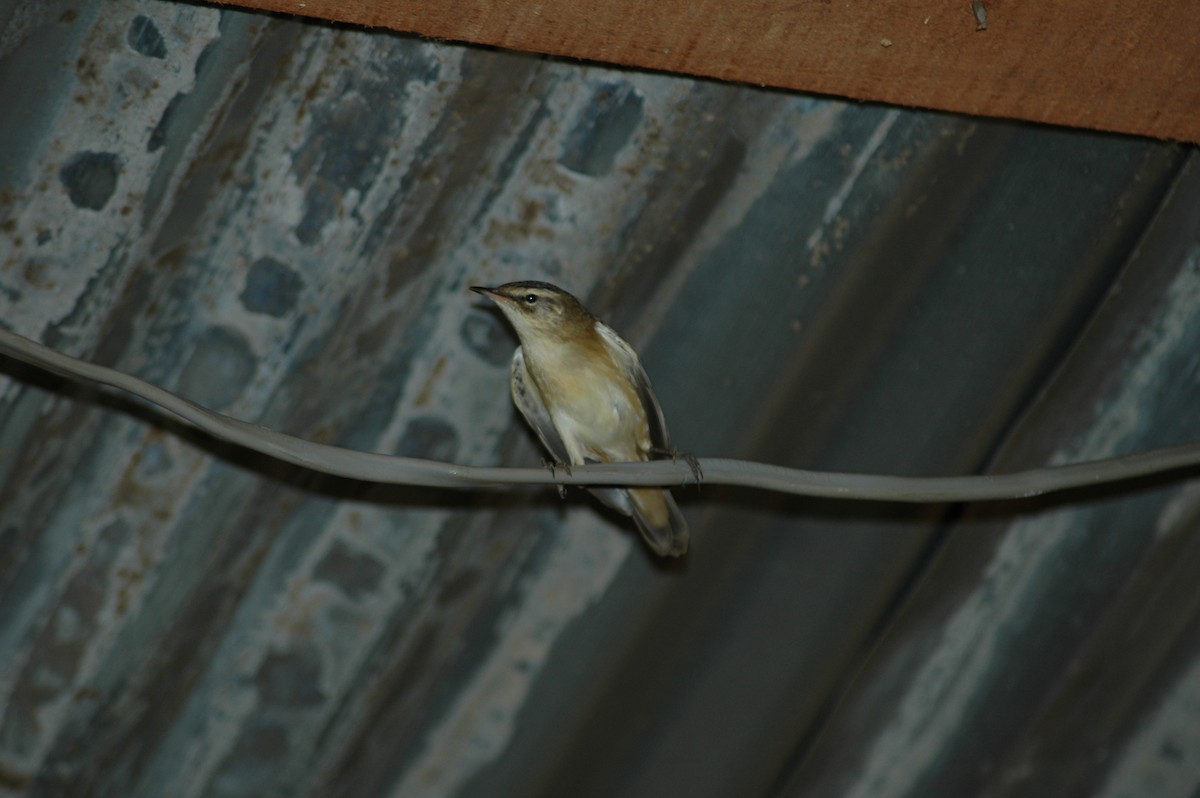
{"left": 471, "top": 281, "right": 689, "bottom": 557}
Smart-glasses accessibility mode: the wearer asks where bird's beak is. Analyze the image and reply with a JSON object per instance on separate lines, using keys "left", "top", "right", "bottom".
{"left": 470, "top": 286, "right": 504, "bottom": 304}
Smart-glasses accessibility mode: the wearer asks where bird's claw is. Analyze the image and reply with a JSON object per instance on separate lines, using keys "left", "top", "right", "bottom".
{"left": 651, "top": 446, "right": 703, "bottom": 487}
{"left": 542, "top": 458, "right": 571, "bottom": 499}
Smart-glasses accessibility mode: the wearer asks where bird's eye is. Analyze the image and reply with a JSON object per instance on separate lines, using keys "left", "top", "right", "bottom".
{"left": 524, "top": 294, "right": 538, "bottom": 305}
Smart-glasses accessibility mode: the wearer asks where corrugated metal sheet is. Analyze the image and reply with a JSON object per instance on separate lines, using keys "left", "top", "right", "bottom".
{"left": 1, "top": 1, "right": 1198, "bottom": 796}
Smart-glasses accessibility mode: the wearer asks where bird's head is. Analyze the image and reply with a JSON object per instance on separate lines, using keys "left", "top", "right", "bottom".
{"left": 470, "top": 281, "right": 593, "bottom": 343}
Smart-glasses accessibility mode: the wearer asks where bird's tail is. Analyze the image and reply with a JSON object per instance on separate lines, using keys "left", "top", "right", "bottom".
{"left": 628, "top": 488, "right": 688, "bottom": 557}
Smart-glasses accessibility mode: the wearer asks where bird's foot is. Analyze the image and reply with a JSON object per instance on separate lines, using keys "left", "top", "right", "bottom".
{"left": 542, "top": 457, "right": 571, "bottom": 498}
{"left": 651, "top": 447, "right": 703, "bottom": 487}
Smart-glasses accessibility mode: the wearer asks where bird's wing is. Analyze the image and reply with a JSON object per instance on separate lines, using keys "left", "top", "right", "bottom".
{"left": 595, "top": 322, "right": 671, "bottom": 453}
{"left": 594, "top": 323, "right": 689, "bottom": 556}
{"left": 510, "top": 347, "right": 571, "bottom": 465}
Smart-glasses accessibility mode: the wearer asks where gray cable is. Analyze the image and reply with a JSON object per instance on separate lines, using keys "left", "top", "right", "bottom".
{"left": 2, "top": 327, "right": 1197, "bottom": 502}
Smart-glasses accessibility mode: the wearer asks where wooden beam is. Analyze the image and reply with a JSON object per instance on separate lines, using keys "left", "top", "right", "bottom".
{"left": 210, "top": 0, "right": 1200, "bottom": 143}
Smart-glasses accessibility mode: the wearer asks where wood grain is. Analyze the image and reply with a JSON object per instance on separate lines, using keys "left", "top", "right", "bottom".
{"left": 210, "top": 0, "right": 1200, "bottom": 143}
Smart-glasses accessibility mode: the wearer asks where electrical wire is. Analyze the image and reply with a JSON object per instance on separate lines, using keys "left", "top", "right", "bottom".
{"left": 2, "top": 327, "right": 1198, "bottom": 502}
